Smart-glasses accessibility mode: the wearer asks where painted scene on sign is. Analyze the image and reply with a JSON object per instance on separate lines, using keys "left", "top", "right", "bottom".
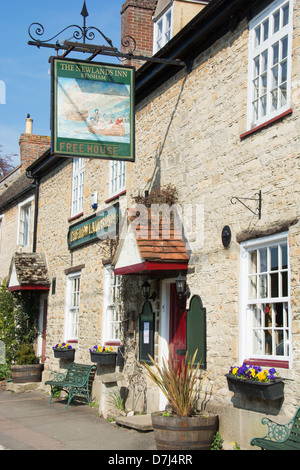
{"left": 57, "top": 78, "right": 131, "bottom": 143}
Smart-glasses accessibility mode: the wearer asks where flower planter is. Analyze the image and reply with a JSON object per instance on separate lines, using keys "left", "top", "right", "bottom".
{"left": 90, "top": 352, "right": 117, "bottom": 365}
{"left": 225, "top": 374, "right": 284, "bottom": 400}
{"left": 53, "top": 348, "right": 75, "bottom": 360}
{"left": 11, "top": 363, "right": 44, "bottom": 383}
{"left": 151, "top": 413, "right": 218, "bottom": 450}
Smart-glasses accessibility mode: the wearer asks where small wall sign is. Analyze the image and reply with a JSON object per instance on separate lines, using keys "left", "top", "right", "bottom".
{"left": 68, "top": 204, "right": 118, "bottom": 250}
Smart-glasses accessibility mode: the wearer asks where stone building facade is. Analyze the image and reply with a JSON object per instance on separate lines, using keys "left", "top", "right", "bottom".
{"left": 113, "top": 0, "right": 300, "bottom": 449}
{"left": 1, "top": 0, "right": 299, "bottom": 450}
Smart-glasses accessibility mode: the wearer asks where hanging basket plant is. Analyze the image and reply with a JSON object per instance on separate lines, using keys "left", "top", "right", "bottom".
{"left": 226, "top": 363, "right": 284, "bottom": 400}
{"left": 53, "top": 343, "right": 75, "bottom": 360}
{"left": 89, "top": 345, "right": 117, "bottom": 365}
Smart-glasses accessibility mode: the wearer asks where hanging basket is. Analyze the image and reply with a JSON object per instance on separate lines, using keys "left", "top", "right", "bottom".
{"left": 53, "top": 348, "right": 75, "bottom": 360}
{"left": 90, "top": 351, "right": 117, "bottom": 365}
{"left": 225, "top": 374, "right": 284, "bottom": 400}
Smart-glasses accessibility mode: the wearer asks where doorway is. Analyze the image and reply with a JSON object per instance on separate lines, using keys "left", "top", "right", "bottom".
{"left": 159, "top": 279, "right": 187, "bottom": 409}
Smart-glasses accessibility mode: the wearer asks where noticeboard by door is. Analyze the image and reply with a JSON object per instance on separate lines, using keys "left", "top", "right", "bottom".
{"left": 139, "top": 301, "right": 154, "bottom": 363}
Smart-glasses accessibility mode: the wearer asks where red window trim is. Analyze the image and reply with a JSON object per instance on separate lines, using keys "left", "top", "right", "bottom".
{"left": 240, "top": 108, "right": 293, "bottom": 140}
{"left": 105, "top": 190, "right": 126, "bottom": 204}
{"left": 244, "top": 358, "right": 289, "bottom": 369}
{"left": 68, "top": 212, "right": 84, "bottom": 223}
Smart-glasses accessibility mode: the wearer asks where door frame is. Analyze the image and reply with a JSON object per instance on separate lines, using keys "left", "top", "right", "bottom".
{"left": 159, "top": 278, "right": 175, "bottom": 410}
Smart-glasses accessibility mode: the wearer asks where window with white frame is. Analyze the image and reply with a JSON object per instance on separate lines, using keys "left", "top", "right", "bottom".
{"left": 18, "top": 198, "right": 33, "bottom": 247}
{"left": 240, "top": 233, "right": 291, "bottom": 363}
{"left": 65, "top": 272, "right": 81, "bottom": 340}
{"left": 153, "top": 6, "right": 173, "bottom": 54}
{"left": 247, "top": 0, "right": 293, "bottom": 129}
{"left": 109, "top": 160, "right": 126, "bottom": 198}
{"left": 71, "top": 157, "right": 85, "bottom": 217}
{"left": 103, "top": 267, "right": 122, "bottom": 343}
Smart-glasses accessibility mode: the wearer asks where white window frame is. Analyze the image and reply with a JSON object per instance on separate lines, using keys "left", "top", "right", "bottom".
{"left": 102, "top": 266, "right": 122, "bottom": 344}
{"left": 65, "top": 271, "right": 81, "bottom": 341}
{"left": 109, "top": 160, "right": 126, "bottom": 198}
{"left": 0, "top": 214, "right": 3, "bottom": 251}
{"left": 18, "top": 197, "right": 33, "bottom": 248}
{"left": 247, "top": 0, "right": 293, "bottom": 130}
{"left": 71, "top": 157, "right": 85, "bottom": 217}
{"left": 153, "top": 5, "right": 173, "bottom": 54}
{"left": 239, "top": 232, "right": 291, "bottom": 366}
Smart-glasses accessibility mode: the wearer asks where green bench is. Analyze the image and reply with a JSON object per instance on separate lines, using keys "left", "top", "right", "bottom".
{"left": 250, "top": 407, "right": 300, "bottom": 450}
{"left": 45, "top": 362, "right": 96, "bottom": 408}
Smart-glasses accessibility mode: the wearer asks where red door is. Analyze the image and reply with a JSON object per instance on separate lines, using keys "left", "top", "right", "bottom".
{"left": 169, "top": 283, "right": 186, "bottom": 367}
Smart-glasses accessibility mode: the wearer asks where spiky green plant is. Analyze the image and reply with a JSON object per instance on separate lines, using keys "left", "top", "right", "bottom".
{"left": 143, "top": 347, "right": 209, "bottom": 417}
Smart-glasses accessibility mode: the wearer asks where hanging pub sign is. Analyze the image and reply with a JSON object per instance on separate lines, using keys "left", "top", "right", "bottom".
{"left": 68, "top": 204, "right": 118, "bottom": 250}
{"left": 51, "top": 57, "right": 135, "bottom": 162}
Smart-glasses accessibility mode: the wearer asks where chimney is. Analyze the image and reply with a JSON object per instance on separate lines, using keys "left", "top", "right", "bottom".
{"left": 19, "top": 115, "right": 51, "bottom": 172}
{"left": 121, "top": 0, "right": 157, "bottom": 69}
{"left": 25, "top": 113, "right": 33, "bottom": 134}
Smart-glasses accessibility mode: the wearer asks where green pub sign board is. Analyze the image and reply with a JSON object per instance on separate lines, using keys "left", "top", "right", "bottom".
{"left": 51, "top": 57, "right": 135, "bottom": 162}
{"left": 68, "top": 205, "right": 118, "bottom": 250}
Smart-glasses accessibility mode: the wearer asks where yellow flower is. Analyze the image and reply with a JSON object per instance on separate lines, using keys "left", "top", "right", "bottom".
{"left": 232, "top": 367, "right": 238, "bottom": 375}
{"left": 251, "top": 368, "right": 256, "bottom": 377}
{"left": 257, "top": 371, "right": 267, "bottom": 381}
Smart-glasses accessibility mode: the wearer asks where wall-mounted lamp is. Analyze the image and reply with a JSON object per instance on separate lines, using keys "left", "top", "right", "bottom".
{"left": 175, "top": 273, "right": 190, "bottom": 309}
{"left": 142, "top": 280, "right": 156, "bottom": 301}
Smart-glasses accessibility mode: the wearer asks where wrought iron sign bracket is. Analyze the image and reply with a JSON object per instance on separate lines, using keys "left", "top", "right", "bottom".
{"left": 27, "top": 1, "right": 186, "bottom": 69}
{"left": 231, "top": 190, "right": 262, "bottom": 219}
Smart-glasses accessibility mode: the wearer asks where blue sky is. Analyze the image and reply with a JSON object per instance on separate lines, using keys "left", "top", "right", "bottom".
{"left": 0, "top": 0, "right": 123, "bottom": 166}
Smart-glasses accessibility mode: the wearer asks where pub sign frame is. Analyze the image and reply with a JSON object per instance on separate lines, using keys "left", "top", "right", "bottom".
{"left": 51, "top": 57, "right": 135, "bottom": 162}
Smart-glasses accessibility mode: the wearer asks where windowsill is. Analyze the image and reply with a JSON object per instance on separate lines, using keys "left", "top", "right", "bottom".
{"left": 68, "top": 212, "right": 84, "bottom": 223}
{"left": 240, "top": 108, "right": 293, "bottom": 140}
{"left": 244, "top": 358, "right": 289, "bottom": 369}
{"left": 105, "top": 190, "right": 126, "bottom": 204}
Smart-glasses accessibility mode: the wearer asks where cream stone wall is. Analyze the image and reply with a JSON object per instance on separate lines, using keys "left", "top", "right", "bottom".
{"left": 35, "top": 157, "right": 117, "bottom": 398}
{"left": 0, "top": 197, "right": 35, "bottom": 281}
{"left": 124, "top": 4, "right": 300, "bottom": 448}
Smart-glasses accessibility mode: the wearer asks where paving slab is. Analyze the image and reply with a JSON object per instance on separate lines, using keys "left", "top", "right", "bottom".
{"left": 114, "top": 414, "right": 153, "bottom": 432}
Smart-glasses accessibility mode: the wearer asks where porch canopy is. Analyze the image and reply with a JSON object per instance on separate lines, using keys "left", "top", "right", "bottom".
{"left": 8, "top": 252, "right": 50, "bottom": 292}
{"left": 113, "top": 210, "right": 189, "bottom": 276}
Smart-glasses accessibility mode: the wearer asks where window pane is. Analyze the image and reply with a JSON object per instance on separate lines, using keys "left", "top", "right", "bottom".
{"left": 282, "top": 271, "right": 288, "bottom": 296}
{"left": 249, "top": 250, "right": 258, "bottom": 274}
{"left": 271, "top": 246, "right": 278, "bottom": 271}
{"left": 259, "top": 248, "right": 267, "bottom": 272}
{"left": 281, "top": 36, "right": 288, "bottom": 59}
{"left": 253, "top": 329, "right": 263, "bottom": 354}
{"left": 273, "top": 42, "right": 279, "bottom": 65}
{"left": 272, "top": 65, "right": 279, "bottom": 88}
{"left": 265, "top": 329, "right": 273, "bottom": 355}
{"left": 249, "top": 275, "right": 257, "bottom": 299}
{"left": 275, "top": 330, "right": 284, "bottom": 355}
{"left": 260, "top": 273, "right": 268, "bottom": 298}
{"left": 255, "top": 25, "right": 261, "bottom": 46}
{"left": 271, "top": 273, "right": 279, "bottom": 297}
{"left": 263, "top": 19, "right": 269, "bottom": 41}
{"left": 261, "top": 50, "right": 268, "bottom": 72}
{"left": 273, "top": 9, "right": 280, "bottom": 33}
{"left": 282, "top": 3, "right": 289, "bottom": 26}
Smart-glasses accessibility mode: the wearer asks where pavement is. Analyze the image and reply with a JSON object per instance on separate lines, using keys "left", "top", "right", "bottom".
{"left": 0, "top": 388, "right": 156, "bottom": 451}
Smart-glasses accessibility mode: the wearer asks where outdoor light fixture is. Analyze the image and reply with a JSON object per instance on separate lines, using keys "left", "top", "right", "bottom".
{"left": 142, "top": 281, "right": 156, "bottom": 301}
{"left": 175, "top": 273, "right": 190, "bottom": 309}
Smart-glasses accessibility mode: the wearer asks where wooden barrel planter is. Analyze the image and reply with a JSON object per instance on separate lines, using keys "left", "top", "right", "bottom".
{"left": 151, "top": 413, "right": 218, "bottom": 450}
{"left": 11, "top": 364, "right": 44, "bottom": 384}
